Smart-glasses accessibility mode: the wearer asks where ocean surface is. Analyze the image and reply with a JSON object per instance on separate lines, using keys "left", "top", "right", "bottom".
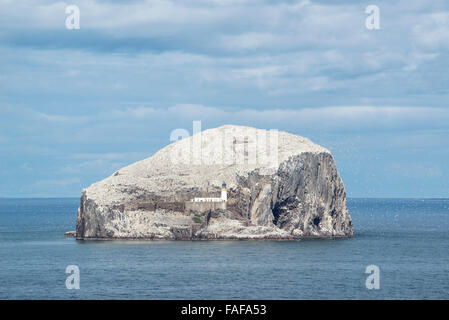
{"left": 0, "top": 198, "right": 448, "bottom": 299}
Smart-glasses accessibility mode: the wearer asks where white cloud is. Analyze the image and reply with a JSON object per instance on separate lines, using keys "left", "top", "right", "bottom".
{"left": 59, "top": 152, "right": 151, "bottom": 174}
{"left": 37, "top": 112, "right": 89, "bottom": 123}
{"left": 6, "top": 104, "right": 449, "bottom": 143}
{"left": 53, "top": 104, "right": 449, "bottom": 137}
{"left": 412, "top": 12, "right": 449, "bottom": 51}
{"left": 229, "top": 106, "right": 449, "bottom": 131}
{"left": 67, "top": 152, "right": 147, "bottom": 160}
{"left": 1, "top": 0, "right": 448, "bottom": 198}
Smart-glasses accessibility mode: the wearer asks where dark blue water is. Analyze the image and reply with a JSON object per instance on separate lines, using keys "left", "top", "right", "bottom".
{"left": 0, "top": 198, "right": 448, "bottom": 299}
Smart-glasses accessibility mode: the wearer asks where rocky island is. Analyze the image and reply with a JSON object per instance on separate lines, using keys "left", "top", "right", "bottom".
{"left": 75, "top": 125, "right": 353, "bottom": 240}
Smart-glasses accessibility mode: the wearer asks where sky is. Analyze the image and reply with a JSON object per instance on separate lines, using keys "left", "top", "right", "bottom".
{"left": 0, "top": 0, "right": 448, "bottom": 198}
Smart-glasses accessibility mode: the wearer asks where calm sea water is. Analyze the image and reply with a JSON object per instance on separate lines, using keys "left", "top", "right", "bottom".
{"left": 0, "top": 198, "right": 448, "bottom": 299}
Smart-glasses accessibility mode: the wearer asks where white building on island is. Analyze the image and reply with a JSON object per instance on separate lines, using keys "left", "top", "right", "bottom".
{"left": 191, "top": 183, "right": 227, "bottom": 202}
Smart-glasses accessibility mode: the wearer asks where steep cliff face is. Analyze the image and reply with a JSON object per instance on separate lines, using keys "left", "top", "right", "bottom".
{"left": 76, "top": 125, "right": 353, "bottom": 239}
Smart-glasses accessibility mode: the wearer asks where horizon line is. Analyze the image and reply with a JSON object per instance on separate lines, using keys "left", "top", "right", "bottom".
{"left": 0, "top": 197, "right": 448, "bottom": 200}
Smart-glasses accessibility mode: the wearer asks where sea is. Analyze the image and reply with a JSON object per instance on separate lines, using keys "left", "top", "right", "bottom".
{"left": 0, "top": 198, "right": 448, "bottom": 299}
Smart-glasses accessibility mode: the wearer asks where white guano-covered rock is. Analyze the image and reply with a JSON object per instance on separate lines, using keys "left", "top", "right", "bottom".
{"left": 76, "top": 125, "right": 353, "bottom": 239}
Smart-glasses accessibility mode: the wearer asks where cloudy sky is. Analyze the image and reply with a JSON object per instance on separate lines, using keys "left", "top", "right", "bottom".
{"left": 1, "top": 0, "right": 448, "bottom": 198}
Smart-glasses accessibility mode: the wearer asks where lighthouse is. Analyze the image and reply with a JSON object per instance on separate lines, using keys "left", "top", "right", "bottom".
{"left": 221, "top": 183, "right": 227, "bottom": 202}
